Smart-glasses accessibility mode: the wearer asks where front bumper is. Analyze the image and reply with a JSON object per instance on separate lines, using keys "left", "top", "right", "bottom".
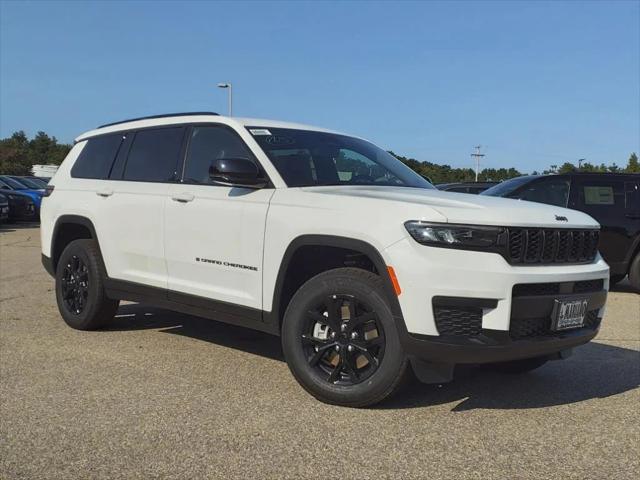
{"left": 399, "top": 288, "right": 605, "bottom": 365}
{"left": 383, "top": 237, "right": 609, "bottom": 369}
{"left": 384, "top": 237, "right": 609, "bottom": 336}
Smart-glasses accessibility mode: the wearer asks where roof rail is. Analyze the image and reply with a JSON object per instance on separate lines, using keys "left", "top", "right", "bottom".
{"left": 98, "top": 112, "right": 219, "bottom": 128}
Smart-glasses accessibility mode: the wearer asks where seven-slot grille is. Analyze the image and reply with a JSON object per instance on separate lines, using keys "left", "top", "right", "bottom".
{"left": 507, "top": 228, "right": 599, "bottom": 264}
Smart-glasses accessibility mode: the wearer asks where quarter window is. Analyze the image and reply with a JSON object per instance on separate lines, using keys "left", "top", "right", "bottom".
{"left": 71, "top": 134, "right": 124, "bottom": 179}
{"left": 123, "top": 127, "right": 184, "bottom": 182}
{"left": 183, "top": 126, "right": 254, "bottom": 184}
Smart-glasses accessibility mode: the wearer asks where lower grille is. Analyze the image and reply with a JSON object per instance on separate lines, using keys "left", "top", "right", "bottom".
{"left": 434, "top": 306, "right": 482, "bottom": 337}
{"left": 512, "top": 279, "right": 604, "bottom": 297}
{"left": 509, "top": 310, "right": 600, "bottom": 340}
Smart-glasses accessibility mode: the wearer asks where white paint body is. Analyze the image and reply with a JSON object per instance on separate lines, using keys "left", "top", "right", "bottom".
{"left": 41, "top": 115, "right": 609, "bottom": 336}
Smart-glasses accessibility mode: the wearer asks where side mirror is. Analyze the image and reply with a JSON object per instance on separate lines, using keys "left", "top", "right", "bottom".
{"left": 209, "top": 158, "right": 268, "bottom": 189}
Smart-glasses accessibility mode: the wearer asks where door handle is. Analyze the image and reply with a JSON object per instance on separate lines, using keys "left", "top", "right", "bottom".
{"left": 171, "top": 192, "right": 195, "bottom": 203}
{"left": 96, "top": 188, "right": 113, "bottom": 197}
{"left": 625, "top": 213, "right": 640, "bottom": 219}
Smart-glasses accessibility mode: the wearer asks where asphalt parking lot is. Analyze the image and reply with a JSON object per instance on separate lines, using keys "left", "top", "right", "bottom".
{"left": 1, "top": 225, "right": 638, "bottom": 479}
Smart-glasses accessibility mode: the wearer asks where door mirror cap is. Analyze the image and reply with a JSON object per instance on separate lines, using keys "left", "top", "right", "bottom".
{"left": 208, "top": 158, "right": 268, "bottom": 189}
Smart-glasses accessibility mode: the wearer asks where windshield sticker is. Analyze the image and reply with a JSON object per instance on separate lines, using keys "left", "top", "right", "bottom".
{"left": 249, "top": 129, "right": 272, "bottom": 136}
{"left": 265, "top": 135, "right": 295, "bottom": 145}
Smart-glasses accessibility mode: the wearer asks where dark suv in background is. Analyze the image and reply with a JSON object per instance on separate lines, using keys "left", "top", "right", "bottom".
{"left": 482, "top": 173, "right": 640, "bottom": 289}
{"left": 436, "top": 181, "right": 498, "bottom": 194}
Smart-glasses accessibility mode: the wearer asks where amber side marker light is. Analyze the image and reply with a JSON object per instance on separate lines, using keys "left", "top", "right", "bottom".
{"left": 387, "top": 266, "right": 401, "bottom": 296}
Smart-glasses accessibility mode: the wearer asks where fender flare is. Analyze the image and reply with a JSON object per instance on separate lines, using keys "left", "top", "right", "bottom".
{"left": 269, "top": 234, "right": 404, "bottom": 326}
{"left": 50, "top": 214, "right": 100, "bottom": 269}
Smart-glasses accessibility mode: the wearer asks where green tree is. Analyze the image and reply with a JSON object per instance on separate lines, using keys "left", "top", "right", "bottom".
{"left": 626, "top": 152, "right": 639, "bottom": 173}
{"left": 0, "top": 130, "right": 72, "bottom": 175}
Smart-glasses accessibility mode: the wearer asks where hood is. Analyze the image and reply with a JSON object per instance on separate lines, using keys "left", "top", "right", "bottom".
{"left": 300, "top": 186, "right": 599, "bottom": 229}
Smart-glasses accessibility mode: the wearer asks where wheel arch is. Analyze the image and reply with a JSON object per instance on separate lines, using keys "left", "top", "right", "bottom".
{"left": 268, "top": 235, "right": 404, "bottom": 328}
{"left": 50, "top": 215, "right": 101, "bottom": 273}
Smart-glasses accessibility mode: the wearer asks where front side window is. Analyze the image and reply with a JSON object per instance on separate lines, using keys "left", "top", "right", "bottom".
{"left": 71, "top": 134, "right": 124, "bottom": 179}
{"left": 183, "top": 126, "right": 255, "bottom": 184}
{"left": 123, "top": 127, "right": 184, "bottom": 182}
{"left": 248, "top": 127, "right": 434, "bottom": 189}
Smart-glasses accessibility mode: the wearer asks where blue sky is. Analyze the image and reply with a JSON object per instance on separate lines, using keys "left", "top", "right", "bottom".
{"left": 1, "top": 0, "right": 638, "bottom": 172}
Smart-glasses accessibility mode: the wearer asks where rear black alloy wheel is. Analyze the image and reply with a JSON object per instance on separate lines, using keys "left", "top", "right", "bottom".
{"left": 282, "top": 268, "right": 409, "bottom": 407}
{"left": 55, "top": 239, "right": 119, "bottom": 330}
{"left": 61, "top": 255, "right": 89, "bottom": 315}
{"left": 302, "top": 294, "right": 385, "bottom": 386}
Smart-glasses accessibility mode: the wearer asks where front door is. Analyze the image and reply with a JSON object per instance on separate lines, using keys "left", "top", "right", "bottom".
{"left": 164, "top": 124, "right": 274, "bottom": 310}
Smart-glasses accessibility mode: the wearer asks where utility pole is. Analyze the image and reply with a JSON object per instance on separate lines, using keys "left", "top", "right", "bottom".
{"left": 578, "top": 158, "right": 585, "bottom": 170}
{"left": 471, "top": 145, "right": 485, "bottom": 182}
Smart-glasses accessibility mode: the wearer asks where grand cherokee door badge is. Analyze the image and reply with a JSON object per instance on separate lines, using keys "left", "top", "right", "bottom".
{"left": 196, "top": 257, "right": 258, "bottom": 271}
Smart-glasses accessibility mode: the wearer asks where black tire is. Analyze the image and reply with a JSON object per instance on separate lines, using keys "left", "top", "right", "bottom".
{"left": 492, "top": 356, "right": 549, "bottom": 374}
{"left": 55, "top": 239, "right": 119, "bottom": 330}
{"left": 281, "top": 268, "right": 409, "bottom": 407}
{"left": 609, "top": 274, "right": 626, "bottom": 286}
{"left": 628, "top": 253, "right": 640, "bottom": 291}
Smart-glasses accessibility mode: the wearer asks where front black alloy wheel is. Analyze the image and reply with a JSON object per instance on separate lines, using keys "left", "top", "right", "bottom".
{"left": 302, "top": 294, "right": 385, "bottom": 386}
{"left": 282, "top": 268, "right": 409, "bottom": 407}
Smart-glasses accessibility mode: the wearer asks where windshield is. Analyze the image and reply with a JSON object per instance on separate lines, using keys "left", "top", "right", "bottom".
{"left": 248, "top": 127, "right": 434, "bottom": 189}
{"left": 481, "top": 176, "right": 539, "bottom": 197}
{"left": 0, "top": 176, "right": 27, "bottom": 190}
{"left": 11, "top": 177, "right": 43, "bottom": 189}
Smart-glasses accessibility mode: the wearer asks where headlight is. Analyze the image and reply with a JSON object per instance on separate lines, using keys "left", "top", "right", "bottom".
{"left": 404, "top": 221, "right": 504, "bottom": 249}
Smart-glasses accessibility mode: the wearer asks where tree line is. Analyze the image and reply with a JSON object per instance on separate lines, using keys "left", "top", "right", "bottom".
{"left": 0, "top": 130, "right": 638, "bottom": 181}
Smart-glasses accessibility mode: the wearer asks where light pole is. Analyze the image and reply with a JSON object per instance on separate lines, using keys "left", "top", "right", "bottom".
{"left": 217, "top": 83, "right": 233, "bottom": 116}
{"left": 578, "top": 158, "right": 585, "bottom": 170}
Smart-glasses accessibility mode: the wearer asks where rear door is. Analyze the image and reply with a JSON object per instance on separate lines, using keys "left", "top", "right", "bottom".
{"left": 568, "top": 176, "right": 634, "bottom": 274}
{"left": 96, "top": 126, "right": 187, "bottom": 288}
{"left": 164, "top": 124, "right": 274, "bottom": 309}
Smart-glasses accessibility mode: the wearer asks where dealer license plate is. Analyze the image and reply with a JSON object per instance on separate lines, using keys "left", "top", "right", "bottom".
{"left": 552, "top": 298, "right": 589, "bottom": 331}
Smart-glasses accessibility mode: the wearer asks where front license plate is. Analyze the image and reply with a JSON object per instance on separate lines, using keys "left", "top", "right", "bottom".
{"left": 552, "top": 298, "right": 589, "bottom": 331}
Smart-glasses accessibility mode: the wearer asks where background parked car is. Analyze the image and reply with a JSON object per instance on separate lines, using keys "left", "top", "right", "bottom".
{"left": 0, "top": 188, "right": 37, "bottom": 222}
{"left": 13, "top": 175, "right": 48, "bottom": 189}
{"left": 0, "top": 175, "right": 44, "bottom": 215}
{"left": 0, "top": 193, "right": 9, "bottom": 223}
{"left": 482, "top": 173, "right": 640, "bottom": 288}
{"left": 436, "top": 181, "right": 498, "bottom": 194}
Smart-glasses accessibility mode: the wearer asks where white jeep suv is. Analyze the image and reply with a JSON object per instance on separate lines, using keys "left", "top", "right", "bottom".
{"left": 41, "top": 112, "right": 609, "bottom": 407}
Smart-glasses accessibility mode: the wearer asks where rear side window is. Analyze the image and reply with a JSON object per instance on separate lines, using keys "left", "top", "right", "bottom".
{"left": 71, "top": 134, "right": 123, "bottom": 179}
{"left": 579, "top": 181, "right": 624, "bottom": 208}
{"left": 584, "top": 186, "right": 614, "bottom": 205}
{"left": 123, "top": 127, "right": 184, "bottom": 182}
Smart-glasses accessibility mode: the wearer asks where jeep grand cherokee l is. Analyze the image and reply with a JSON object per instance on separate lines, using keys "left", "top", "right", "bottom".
{"left": 40, "top": 112, "right": 609, "bottom": 407}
